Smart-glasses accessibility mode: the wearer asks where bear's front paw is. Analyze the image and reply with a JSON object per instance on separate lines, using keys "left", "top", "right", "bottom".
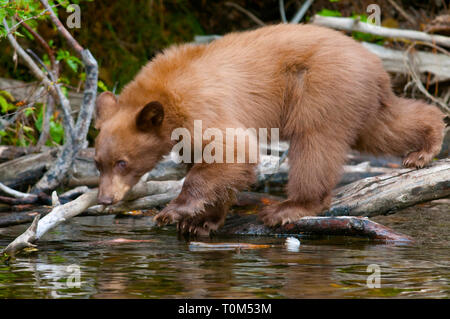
{"left": 154, "top": 202, "right": 199, "bottom": 226}
{"left": 259, "top": 200, "right": 316, "bottom": 227}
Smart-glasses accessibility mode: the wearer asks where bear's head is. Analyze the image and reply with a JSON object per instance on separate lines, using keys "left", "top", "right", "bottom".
{"left": 94, "top": 91, "right": 173, "bottom": 205}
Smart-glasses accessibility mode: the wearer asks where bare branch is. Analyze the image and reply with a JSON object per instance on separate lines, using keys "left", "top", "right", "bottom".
{"left": 311, "top": 15, "right": 450, "bottom": 47}
{"left": 39, "top": 0, "right": 83, "bottom": 53}
{"left": 403, "top": 44, "right": 450, "bottom": 114}
{"left": 15, "top": 15, "right": 57, "bottom": 73}
{"left": 224, "top": 2, "right": 265, "bottom": 27}
{"left": 386, "top": 0, "right": 417, "bottom": 26}
{"left": 6, "top": 3, "right": 60, "bottom": 36}
{"left": 279, "top": 0, "right": 287, "bottom": 23}
{"left": 290, "top": 0, "right": 314, "bottom": 24}
{"left": 0, "top": 181, "right": 35, "bottom": 199}
{"left": 3, "top": 19, "right": 75, "bottom": 137}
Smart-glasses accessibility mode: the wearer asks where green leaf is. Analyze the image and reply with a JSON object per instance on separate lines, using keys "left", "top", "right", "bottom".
{"left": 317, "top": 9, "right": 341, "bottom": 17}
{"left": 0, "top": 95, "right": 10, "bottom": 113}
{"left": 66, "top": 58, "right": 78, "bottom": 72}
{"left": 24, "top": 107, "right": 35, "bottom": 117}
{"left": 97, "top": 80, "right": 108, "bottom": 92}
{"left": 49, "top": 119, "right": 64, "bottom": 144}
{"left": 0, "top": 90, "right": 14, "bottom": 101}
{"left": 36, "top": 106, "right": 44, "bottom": 132}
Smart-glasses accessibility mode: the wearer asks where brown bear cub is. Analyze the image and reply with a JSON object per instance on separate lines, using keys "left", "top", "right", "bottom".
{"left": 94, "top": 24, "right": 445, "bottom": 236}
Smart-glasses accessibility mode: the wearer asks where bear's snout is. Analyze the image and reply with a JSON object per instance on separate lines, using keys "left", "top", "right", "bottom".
{"left": 98, "top": 195, "right": 114, "bottom": 206}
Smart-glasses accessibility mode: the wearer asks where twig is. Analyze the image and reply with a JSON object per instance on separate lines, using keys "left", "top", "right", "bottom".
{"left": 39, "top": 0, "right": 83, "bottom": 53}
{"left": 0, "top": 181, "right": 35, "bottom": 199}
{"left": 224, "top": 2, "right": 265, "bottom": 27}
{"left": 36, "top": 94, "right": 54, "bottom": 148}
{"left": 279, "top": 0, "right": 287, "bottom": 23}
{"left": 25, "top": 48, "right": 75, "bottom": 142}
{"left": 5, "top": 3, "right": 60, "bottom": 36}
{"left": 2, "top": 19, "right": 75, "bottom": 137}
{"left": 290, "top": 0, "right": 314, "bottom": 24}
{"left": 311, "top": 15, "right": 450, "bottom": 47}
{"left": 361, "top": 42, "right": 450, "bottom": 83}
{"left": 15, "top": 16, "right": 57, "bottom": 73}
{"left": 403, "top": 43, "right": 450, "bottom": 114}
{"left": 386, "top": 0, "right": 417, "bottom": 26}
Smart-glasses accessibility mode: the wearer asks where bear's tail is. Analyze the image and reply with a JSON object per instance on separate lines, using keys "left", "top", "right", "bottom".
{"left": 353, "top": 97, "right": 445, "bottom": 168}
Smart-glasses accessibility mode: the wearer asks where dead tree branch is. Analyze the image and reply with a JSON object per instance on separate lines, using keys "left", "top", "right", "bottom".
{"left": 290, "top": 0, "right": 314, "bottom": 24}
{"left": 311, "top": 15, "right": 450, "bottom": 47}
{"left": 224, "top": 2, "right": 265, "bottom": 27}
{"left": 2, "top": 179, "right": 183, "bottom": 254}
{"left": 27, "top": 0, "right": 98, "bottom": 194}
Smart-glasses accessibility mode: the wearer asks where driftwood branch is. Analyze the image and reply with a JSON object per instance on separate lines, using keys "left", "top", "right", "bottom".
{"left": 3, "top": 158, "right": 448, "bottom": 253}
{"left": 311, "top": 15, "right": 450, "bottom": 48}
{"left": 1, "top": 179, "right": 183, "bottom": 254}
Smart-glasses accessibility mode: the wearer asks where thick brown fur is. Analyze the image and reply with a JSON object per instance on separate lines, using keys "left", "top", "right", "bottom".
{"left": 94, "top": 24, "right": 445, "bottom": 235}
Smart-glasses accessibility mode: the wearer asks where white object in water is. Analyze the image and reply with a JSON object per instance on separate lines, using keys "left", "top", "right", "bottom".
{"left": 285, "top": 237, "right": 301, "bottom": 252}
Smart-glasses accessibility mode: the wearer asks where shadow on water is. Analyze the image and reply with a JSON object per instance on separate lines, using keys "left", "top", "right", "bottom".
{"left": 0, "top": 201, "right": 448, "bottom": 298}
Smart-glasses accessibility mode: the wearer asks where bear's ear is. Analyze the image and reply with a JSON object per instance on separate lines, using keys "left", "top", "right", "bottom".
{"left": 136, "top": 101, "right": 164, "bottom": 131}
{"left": 95, "top": 91, "right": 118, "bottom": 129}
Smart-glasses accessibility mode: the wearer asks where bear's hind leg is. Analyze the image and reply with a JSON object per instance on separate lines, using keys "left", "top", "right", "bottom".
{"left": 353, "top": 98, "right": 445, "bottom": 169}
{"left": 260, "top": 130, "right": 348, "bottom": 226}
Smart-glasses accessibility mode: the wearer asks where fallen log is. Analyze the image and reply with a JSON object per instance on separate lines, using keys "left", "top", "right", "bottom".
{"left": 0, "top": 149, "right": 57, "bottom": 190}
{"left": 311, "top": 15, "right": 450, "bottom": 48}
{"left": 3, "top": 159, "right": 449, "bottom": 253}
{"left": 0, "top": 148, "right": 399, "bottom": 199}
{"left": 0, "top": 146, "right": 49, "bottom": 163}
{"left": 328, "top": 158, "right": 450, "bottom": 217}
{"left": 361, "top": 42, "right": 450, "bottom": 83}
{"left": 218, "top": 214, "right": 414, "bottom": 242}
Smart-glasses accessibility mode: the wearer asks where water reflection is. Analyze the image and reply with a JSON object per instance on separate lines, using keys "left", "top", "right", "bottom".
{"left": 0, "top": 202, "right": 448, "bottom": 298}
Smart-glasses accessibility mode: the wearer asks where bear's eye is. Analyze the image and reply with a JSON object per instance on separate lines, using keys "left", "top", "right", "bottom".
{"left": 94, "top": 160, "right": 101, "bottom": 171}
{"left": 116, "top": 160, "right": 127, "bottom": 170}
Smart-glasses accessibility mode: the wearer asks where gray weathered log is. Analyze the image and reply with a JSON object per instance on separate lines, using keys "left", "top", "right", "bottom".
{"left": 361, "top": 42, "right": 450, "bottom": 82}
{"left": 0, "top": 149, "right": 57, "bottom": 190}
{"left": 328, "top": 158, "right": 450, "bottom": 217}
{"left": 311, "top": 15, "right": 450, "bottom": 47}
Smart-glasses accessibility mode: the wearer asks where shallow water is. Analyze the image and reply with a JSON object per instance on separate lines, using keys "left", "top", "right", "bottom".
{"left": 0, "top": 201, "right": 448, "bottom": 298}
